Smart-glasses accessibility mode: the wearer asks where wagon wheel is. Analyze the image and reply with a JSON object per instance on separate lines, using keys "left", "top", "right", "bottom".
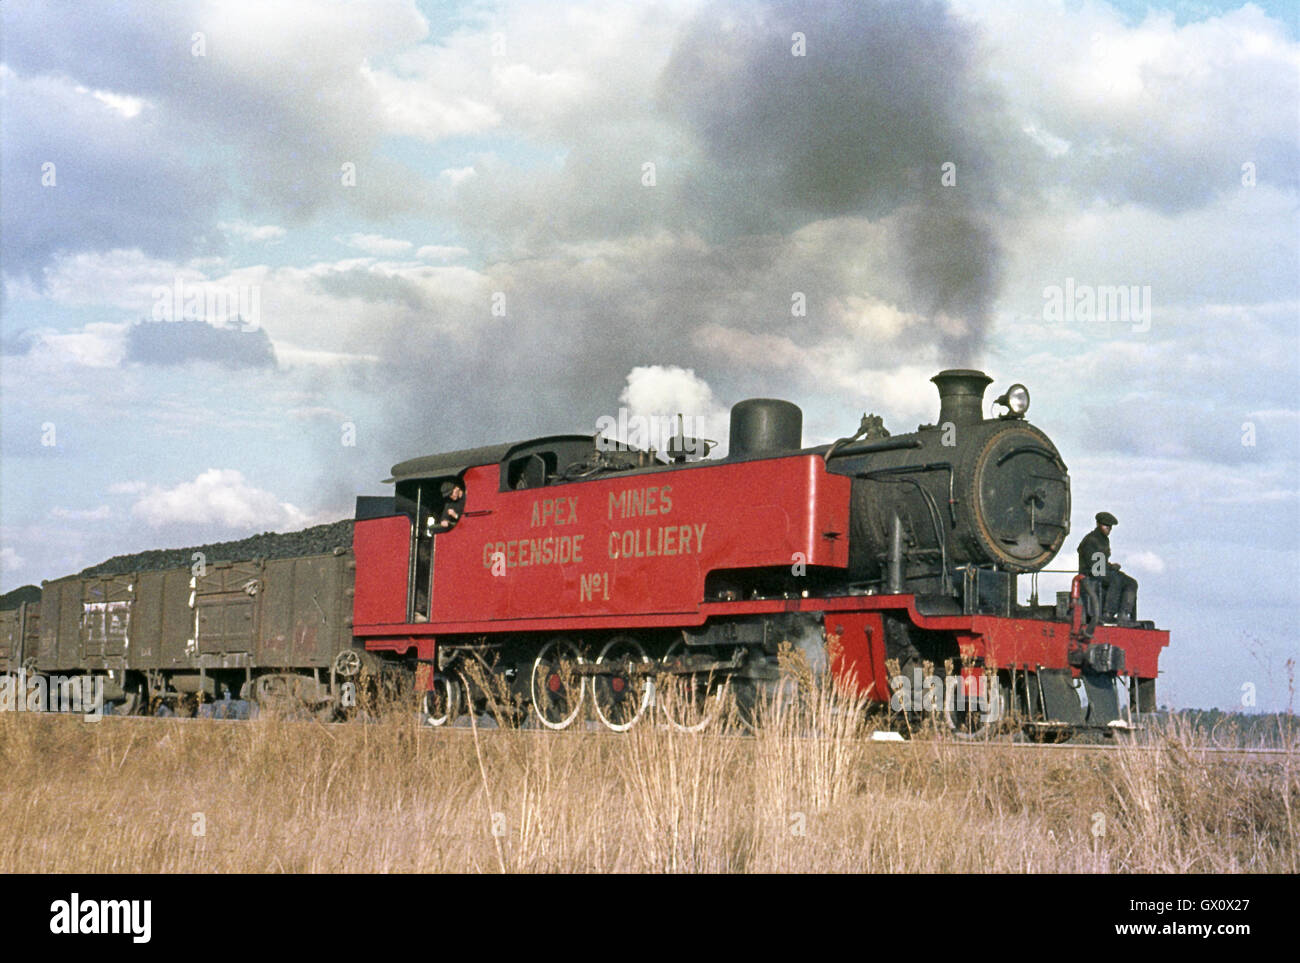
{"left": 530, "top": 637, "right": 585, "bottom": 730}
{"left": 117, "top": 686, "right": 143, "bottom": 717}
{"left": 592, "top": 636, "right": 651, "bottom": 731}
{"left": 333, "top": 649, "right": 362, "bottom": 678}
{"left": 253, "top": 674, "right": 306, "bottom": 719}
{"left": 659, "top": 640, "right": 729, "bottom": 733}
{"left": 419, "top": 672, "right": 463, "bottom": 728}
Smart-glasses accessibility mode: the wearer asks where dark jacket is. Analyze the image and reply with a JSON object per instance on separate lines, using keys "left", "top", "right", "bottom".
{"left": 437, "top": 494, "right": 465, "bottom": 528}
{"left": 1077, "top": 527, "right": 1111, "bottom": 577}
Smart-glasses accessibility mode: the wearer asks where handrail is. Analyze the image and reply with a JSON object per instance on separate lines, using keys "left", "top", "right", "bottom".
{"left": 826, "top": 437, "right": 923, "bottom": 460}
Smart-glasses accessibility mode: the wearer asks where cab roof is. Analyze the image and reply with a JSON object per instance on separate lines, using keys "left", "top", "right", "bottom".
{"left": 385, "top": 434, "right": 599, "bottom": 483}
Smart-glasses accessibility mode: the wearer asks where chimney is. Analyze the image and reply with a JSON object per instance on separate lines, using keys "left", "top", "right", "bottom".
{"left": 931, "top": 369, "right": 992, "bottom": 427}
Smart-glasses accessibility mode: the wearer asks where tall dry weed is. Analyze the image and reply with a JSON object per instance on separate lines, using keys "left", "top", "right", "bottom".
{"left": 0, "top": 684, "right": 1293, "bottom": 873}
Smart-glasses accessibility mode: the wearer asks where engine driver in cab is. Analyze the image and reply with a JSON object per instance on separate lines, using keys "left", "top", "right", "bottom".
{"left": 1078, "top": 511, "right": 1138, "bottom": 623}
{"left": 428, "top": 480, "right": 466, "bottom": 533}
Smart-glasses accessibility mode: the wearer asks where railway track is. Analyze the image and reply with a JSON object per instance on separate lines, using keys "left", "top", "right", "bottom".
{"left": 931, "top": 740, "right": 1298, "bottom": 757}
{"left": 10, "top": 709, "right": 1295, "bottom": 757}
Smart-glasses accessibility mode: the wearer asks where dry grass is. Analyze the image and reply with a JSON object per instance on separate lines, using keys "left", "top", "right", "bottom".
{"left": 0, "top": 686, "right": 1295, "bottom": 873}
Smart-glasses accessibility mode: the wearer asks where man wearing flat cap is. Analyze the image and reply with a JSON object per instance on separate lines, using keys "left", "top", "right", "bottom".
{"left": 1077, "top": 511, "right": 1138, "bottom": 622}
{"left": 427, "top": 480, "right": 466, "bottom": 533}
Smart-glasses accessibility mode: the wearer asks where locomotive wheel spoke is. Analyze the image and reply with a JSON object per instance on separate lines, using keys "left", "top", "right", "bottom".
{"left": 592, "top": 636, "right": 651, "bottom": 732}
{"left": 420, "top": 672, "right": 462, "bottom": 728}
{"left": 659, "top": 641, "right": 727, "bottom": 733}
{"left": 530, "top": 638, "right": 585, "bottom": 730}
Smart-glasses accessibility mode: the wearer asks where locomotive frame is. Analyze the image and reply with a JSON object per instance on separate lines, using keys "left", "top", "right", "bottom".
{"left": 351, "top": 367, "right": 1168, "bottom": 736}
{"left": 0, "top": 369, "right": 1170, "bottom": 737}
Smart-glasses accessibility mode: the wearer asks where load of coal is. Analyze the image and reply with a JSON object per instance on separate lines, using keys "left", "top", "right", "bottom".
{"left": 78, "top": 519, "right": 355, "bottom": 578}
{"left": 0, "top": 584, "right": 42, "bottom": 611}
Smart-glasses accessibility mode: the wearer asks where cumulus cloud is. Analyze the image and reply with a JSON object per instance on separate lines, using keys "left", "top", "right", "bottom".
{"left": 25, "top": 323, "right": 130, "bottom": 368}
{"left": 0, "top": 65, "right": 224, "bottom": 280}
{"left": 130, "top": 469, "right": 312, "bottom": 529}
{"left": 997, "top": 300, "right": 1300, "bottom": 468}
{"left": 361, "top": 2, "right": 679, "bottom": 145}
{"left": 5, "top": 248, "right": 209, "bottom": 309}
{"left": 6, "top": 250, "right": 479, "bottom": 374}
{"left": 1, "top": 0, "right": 432, "bottom": 283}
{"left": 963, "top": 0, "right": 1300, "bottom": 212}
{"left": 362, "top": 60, "right": 501, "bottom": 141}
{"left": 346, "top": 0, "right": 1298, "bottom": 468}
{"left": 78, "top": 86, "right": 147, "bottom": 118}
{"left": 5, "top": 0, "right": 1293, "bottom": 476}
{"left": 10, "top": 0, "right": 1295, "bottom": 413}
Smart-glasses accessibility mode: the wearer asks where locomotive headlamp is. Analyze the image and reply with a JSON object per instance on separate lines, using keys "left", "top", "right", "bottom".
{"left": 994, "top": 384, "right": 1030, "bottom": 418}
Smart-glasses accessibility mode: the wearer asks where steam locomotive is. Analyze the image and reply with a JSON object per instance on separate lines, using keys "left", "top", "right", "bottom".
{"left": 0, "top": 369, "right": 1169, "bottom": 736}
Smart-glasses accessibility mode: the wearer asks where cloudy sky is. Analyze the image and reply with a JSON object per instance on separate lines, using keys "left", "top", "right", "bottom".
{"left": 2, "top": 0, "right": 1297, "bottom": 711}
